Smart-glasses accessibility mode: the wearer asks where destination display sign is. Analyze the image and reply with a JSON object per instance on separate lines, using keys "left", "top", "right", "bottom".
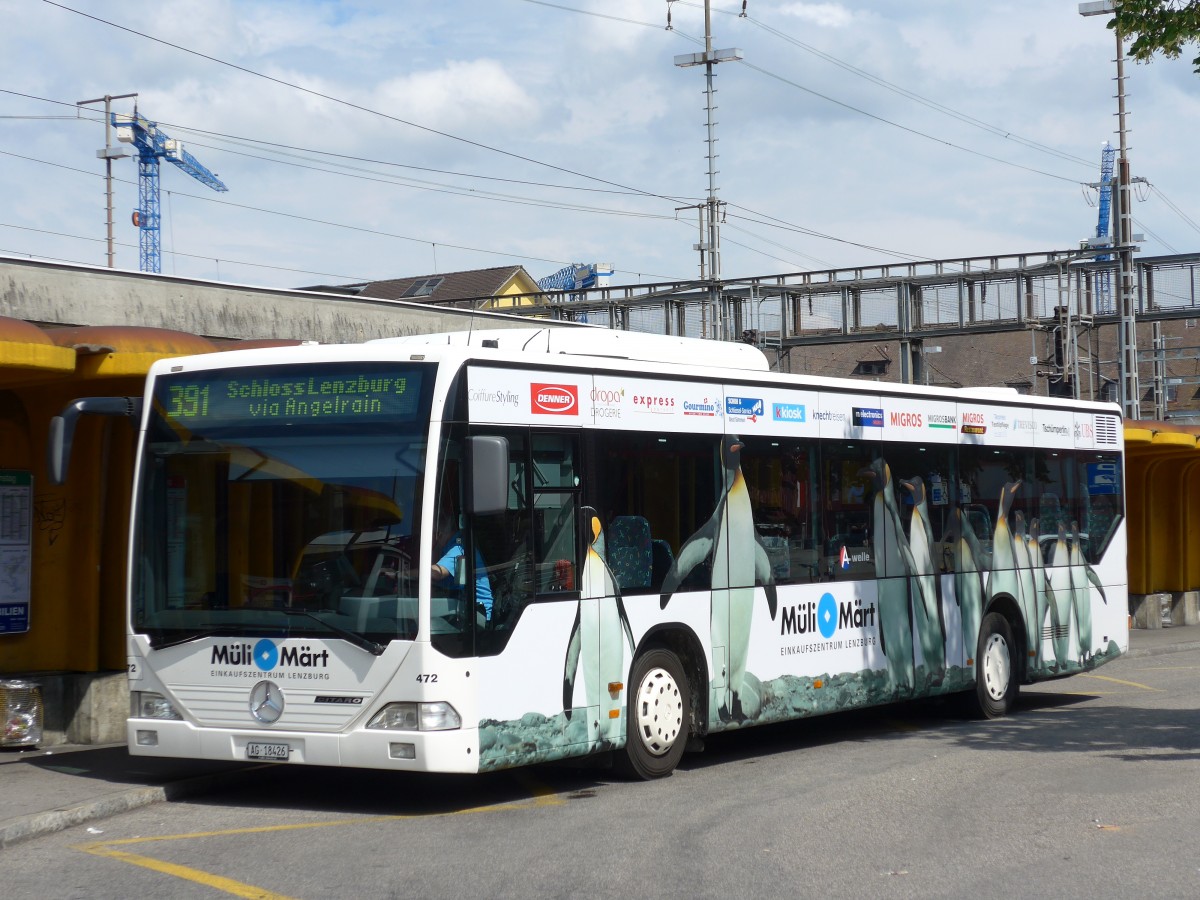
{"left": 155, "top": 365, "right": 428, "bottom": 428}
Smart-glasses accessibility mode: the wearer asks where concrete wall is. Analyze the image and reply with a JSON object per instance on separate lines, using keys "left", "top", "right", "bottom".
{"left": 0, "top": 256, "right": 558, "bottom": 341}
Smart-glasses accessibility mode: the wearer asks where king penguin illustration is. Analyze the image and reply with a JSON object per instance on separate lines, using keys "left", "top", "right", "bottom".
{"left": 900, "top": 476, "right": 945, "bottom": 685}
{"left": 1047, "top": 521, "right": 1075, "bottom": 669}
{"left": 986, "top": 481, "right": 1023, "bottom": 611}
{"left": 949, "top": 507, "right": 984, "bottom": 667}
{"left": 862, "top": 459, "right": 915, "bottom": 697}
{"left": 660, "top": 435, "right": 777, "bottom": 724}
{"left": 563, "top": 513, "right": 635, "bottom": 748}
{"left": 1012, "top": 510, "right": 1038, "bottom": 666}
{"left": 1025, "top": 518, "right": 1049, "bottom": 670}
{"left": 1069, "top": 520, "right": 1107, "bottom": 665}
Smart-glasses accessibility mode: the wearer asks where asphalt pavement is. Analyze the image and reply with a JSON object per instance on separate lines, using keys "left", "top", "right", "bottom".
{"left": 3, "top": 623, "right": 1199, "bottom": 850}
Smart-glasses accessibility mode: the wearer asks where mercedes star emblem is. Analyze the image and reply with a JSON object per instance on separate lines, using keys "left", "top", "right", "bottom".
{"left": 249, "top": 680, "right": 285, "bottom": 724}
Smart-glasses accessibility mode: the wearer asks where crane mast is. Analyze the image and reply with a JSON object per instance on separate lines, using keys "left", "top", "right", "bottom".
{"left": 114, "top": 110, "right": 228, "bottom": 274}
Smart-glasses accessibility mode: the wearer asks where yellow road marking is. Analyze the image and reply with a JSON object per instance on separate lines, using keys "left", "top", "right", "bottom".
{"left": 74, "top": 775, "right": 565, "bottom": 896}
{"left": 77, "top": 845, "right": 295, "bottom": 900}
{"left": 1076, "top": 673, "right": 1161, "bottom": 691}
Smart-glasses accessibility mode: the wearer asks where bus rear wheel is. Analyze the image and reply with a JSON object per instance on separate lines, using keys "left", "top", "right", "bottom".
{"left": 616, "top": 648, "right": 689, "bottom": 780}
{"left": 972, "top": 612, "right": 1018, "bottom": 719}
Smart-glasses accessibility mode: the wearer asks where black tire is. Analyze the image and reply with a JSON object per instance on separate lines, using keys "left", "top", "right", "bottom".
{"left": 616, "top": 648, "right": 689, "bottom": 780}
{"left": 972, "top": 611, "right": 1018, "bottom": 719}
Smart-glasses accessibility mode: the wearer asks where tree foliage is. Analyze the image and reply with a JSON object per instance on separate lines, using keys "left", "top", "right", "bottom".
{"left": 1111, "top": 0, "right": 1200, "bottom": 73}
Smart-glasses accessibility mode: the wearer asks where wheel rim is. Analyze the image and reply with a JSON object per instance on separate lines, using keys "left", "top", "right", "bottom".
{"left": 633, "top": 666, "right": 684, "bottom": 757}
{"left": 981, "top": 631, "right": 1011, "bottom": 701}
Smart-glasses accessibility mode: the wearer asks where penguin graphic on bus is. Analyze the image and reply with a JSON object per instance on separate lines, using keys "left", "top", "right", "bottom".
{"left": 661, "top": 435, "right": 778, "bottom": 725}
{"left": 563, "top": 513, "right": 635, "bottom": 749}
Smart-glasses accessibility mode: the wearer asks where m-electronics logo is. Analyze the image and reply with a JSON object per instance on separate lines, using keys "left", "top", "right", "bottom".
{"left": 773, "top": 402, "right": 806, "bottom": 422}
{"left": 852, "top": 407, "right": 884, "bottom": 428}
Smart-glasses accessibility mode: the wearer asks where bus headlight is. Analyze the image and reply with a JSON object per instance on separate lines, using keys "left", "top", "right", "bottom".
{"left": 367, "top": 702, "right": 461, "bottom": 732}
{"left": 131, "top": 691, "right": 182, "bottom": 720}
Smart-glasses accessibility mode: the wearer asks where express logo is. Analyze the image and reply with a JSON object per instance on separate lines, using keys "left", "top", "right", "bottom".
{"left": 633, "top": 394, "right": 674, "bottom": 412}
{"left": 530, "top": 383, "right": 578, "bottom": 415}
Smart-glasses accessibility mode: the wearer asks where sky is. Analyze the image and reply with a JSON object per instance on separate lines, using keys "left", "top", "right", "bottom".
{"left": 1, "top": 0, "right": 1198, "bottom": 292}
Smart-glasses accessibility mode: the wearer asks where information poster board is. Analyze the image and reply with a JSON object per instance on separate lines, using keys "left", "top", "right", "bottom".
{"left": 0, "top": 471, "right": 33, "bottom": 634}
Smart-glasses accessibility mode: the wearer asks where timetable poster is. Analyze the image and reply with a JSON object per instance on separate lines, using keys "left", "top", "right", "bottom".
{"left": 0, "top": 471, "right": 32, "bottom": 634}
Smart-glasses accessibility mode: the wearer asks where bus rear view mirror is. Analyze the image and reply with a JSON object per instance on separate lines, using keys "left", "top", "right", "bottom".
{"left": 467, "top": 435, "right": 508, "bottom": 515}
{"left": 47, "top": 396, "right": 144, "bottom": 485}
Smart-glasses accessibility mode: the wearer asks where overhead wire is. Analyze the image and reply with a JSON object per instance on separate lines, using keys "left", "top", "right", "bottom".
{"left": 40, "top": 1, "right": 696, "bottom": 209}
{"left": 687, "top": 1, "right": 1095, "bottom": 169}
{"left": 0, "top": 220, "right": 373, "bottom": 281}
{"left": 0, "top": 148, "right": 685, "bottom": 280}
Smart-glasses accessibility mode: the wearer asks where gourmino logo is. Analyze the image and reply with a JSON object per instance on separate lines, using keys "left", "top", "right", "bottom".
{"left": 530, "top": 384, "right": 578, "bottom": 415}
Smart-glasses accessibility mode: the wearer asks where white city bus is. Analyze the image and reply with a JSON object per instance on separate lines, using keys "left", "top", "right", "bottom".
{"left": 50, "top": 328, "right": 1128, "bottom": 778}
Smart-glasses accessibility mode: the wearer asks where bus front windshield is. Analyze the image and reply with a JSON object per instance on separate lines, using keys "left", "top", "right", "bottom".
{"left": 133, "top": 362, "right": 435, "bottom": 649}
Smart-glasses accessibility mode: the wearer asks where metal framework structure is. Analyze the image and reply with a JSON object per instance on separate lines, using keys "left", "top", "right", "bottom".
{"left": 113, "top": 111, "right": 228, "bottom": 273}
{"left": 427, "top": 248, "right": 1200, "bottom": 417}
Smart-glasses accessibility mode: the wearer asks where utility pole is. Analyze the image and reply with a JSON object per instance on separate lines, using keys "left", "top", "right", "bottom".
{"left": 77, "top": 93, "right": 136, "bottom": 268}
{"left": 672, "top": 0, "right": 742, "bottom": 341}
{"left": 1079, "top": 1, "right": 1140, "bottom": 419}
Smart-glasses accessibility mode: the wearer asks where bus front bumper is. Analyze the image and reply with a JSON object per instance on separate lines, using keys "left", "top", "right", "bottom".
{"left": 128, "top": 719, "right": 481, "bottom": 773}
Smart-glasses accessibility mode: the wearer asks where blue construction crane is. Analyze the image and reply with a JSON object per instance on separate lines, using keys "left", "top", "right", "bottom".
{"left": 113, "top": 110, "right": 228, "bottom": 273}
{"left": 1092, "top": 142, "right": 1116, "bottom": 313}
{"left": 536, "top": 262, "right": 613, "bottom": 292}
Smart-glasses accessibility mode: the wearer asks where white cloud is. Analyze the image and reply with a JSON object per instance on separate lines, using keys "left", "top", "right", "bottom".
{"left": 0, "top": 0, "right": 1195, "bottom": 288}
{"left": 776, "top": 3, "right": 855, "bottom": 29}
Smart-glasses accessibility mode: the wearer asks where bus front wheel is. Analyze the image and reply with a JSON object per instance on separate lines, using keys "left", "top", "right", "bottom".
{"left": 973, "top": 612, "right": 1018, "bottom": 718}
{"left": 617, "top": 648, "right": 689, "bottom": 780}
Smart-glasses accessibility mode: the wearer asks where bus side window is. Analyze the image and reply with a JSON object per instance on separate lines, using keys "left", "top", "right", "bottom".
{"left": 590, "top": 431, "right": 720, "bottom": 595}
{"left": 738, "top": 437, "right": 819, "bottom": 585}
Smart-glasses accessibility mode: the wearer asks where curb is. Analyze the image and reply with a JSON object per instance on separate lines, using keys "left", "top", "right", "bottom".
{"left": 0, "top": 765, "right": 262, "bottom": 850}
{"left": 1124, "top": 639, "right": 1200, "bottom": 660}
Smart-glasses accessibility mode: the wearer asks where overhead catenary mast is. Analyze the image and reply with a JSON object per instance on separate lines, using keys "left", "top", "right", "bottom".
{"left": 670, "top": 0, "right": 743, "bottom": 341}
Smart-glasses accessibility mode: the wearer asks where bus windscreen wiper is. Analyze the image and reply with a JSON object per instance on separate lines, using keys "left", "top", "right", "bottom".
{"left": 148, "top": 626, "right": 243, "bottom": 651}
{"left": 282, "top": 608, "right": 386, "bottom": 656}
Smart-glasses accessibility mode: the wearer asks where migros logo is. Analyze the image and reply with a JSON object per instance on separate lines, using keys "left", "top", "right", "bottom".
{"left": 530, "top": 383, "right": 578, "bottom": 415}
